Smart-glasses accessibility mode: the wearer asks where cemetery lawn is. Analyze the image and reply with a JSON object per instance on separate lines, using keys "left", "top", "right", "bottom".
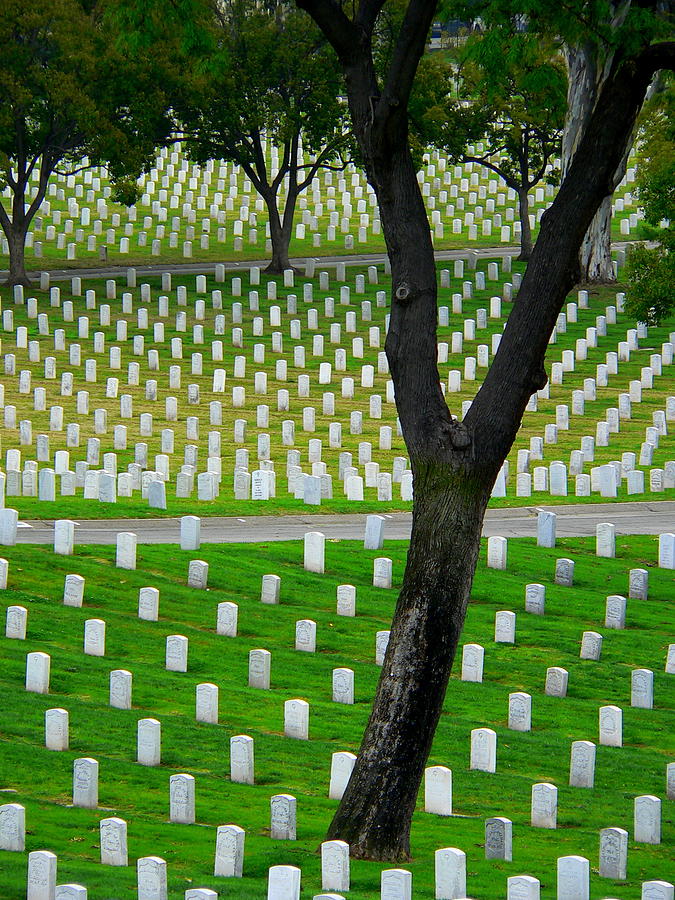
{"left": 2, "top": 264, "right": 674, "bottom": 521}
{"left": 0, "top": 533, "right": 673, "bottom": 898}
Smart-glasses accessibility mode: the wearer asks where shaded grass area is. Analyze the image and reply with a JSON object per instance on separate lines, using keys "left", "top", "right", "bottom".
{"left": 0, "top": 534, "right": 673, "bottom": 897}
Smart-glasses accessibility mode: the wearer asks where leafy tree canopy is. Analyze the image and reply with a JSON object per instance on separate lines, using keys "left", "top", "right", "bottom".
{"left": 626, "top": 75, "right": 675, "bottom": 324}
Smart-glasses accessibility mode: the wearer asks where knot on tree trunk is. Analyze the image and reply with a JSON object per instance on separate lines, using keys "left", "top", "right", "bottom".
{"left": 530, "top": 365, "right": 548, "bottom": 393}
{"left": 444, "top": 417, "right": 472, "bottom": 450}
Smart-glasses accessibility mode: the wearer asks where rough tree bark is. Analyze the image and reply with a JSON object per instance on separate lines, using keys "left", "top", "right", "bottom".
{"left": 563, "top": 22, "right": 635, "bottom": 283}
{"left": 300, "top": 0, "right": 672, "bottom": 862}
{"left": 0, "top": 152, "right": 52, "bottom": 287}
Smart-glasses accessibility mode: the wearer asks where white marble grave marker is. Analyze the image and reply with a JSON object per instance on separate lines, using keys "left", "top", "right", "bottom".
{"left": 424, "top": 765, "right": 452, "bottom": 816}
{"left": 634, "top": 795, "right": 661, "bottom": 843}
{"left": 434, "top": 847, "right": 465, "bottom": 900}
{"left": 249, "top": 648, "right": 271, "bottom": 688}
{"left": 304, "top": 531, "right": 325, "bottom": 573}
{"left": 599, "top": 705, "right": 622, "bottom": 746}
{"left": 27, "top": 850, "right": 57, "bottom": 900}
{"left": 270, "top": 794, "right": 296, "bottom": 839}
{"left": 599, "top": 827, "right": 628, "bottom": 879}
{"left": 230, "top": 734, "right": 254, "bottom": 784}
{"left": 170, "top": 773, "right": 195, "bottom": 824}
{"left": 321, "top": 840, "right": 350, "bottom": 893}
{"left": 137, "top": 718, "right": 161, "bottom": 766}
{"left": 470, "top": 727, "right": 496, "bottom": 772}
{"left": 569, "top": 741, "right": 595, "bottom": 788}
{"left": 0, "top": 802, "right": 25, "bottom": 851}
{"left": 26, "top": 651, "right": 51, "bottom": 694}
{"left": 557, "top": 856, "right": 589, "bottom": 900}
{"left": 531, "top": 783, "right": 557, "bottom": 828}
{"left": 100, "top": 817, "right": 128, "bottom": 866}
{"left": 329, "top": 751, "right": 356, "bottom": 800}
{"left": 137, "top": 857, "right": 168, "bottom": 900}
{"left": 381, "top": 868, "right": 412, "bottom": 900}
{"left": 267, "top": 865, "right": 300, "bottom": 900}
{"left": 214, "top": 823, "right": 245, "bottom": 877}
{"left": 73, "top": 758, "right": 98, "bottom": 808}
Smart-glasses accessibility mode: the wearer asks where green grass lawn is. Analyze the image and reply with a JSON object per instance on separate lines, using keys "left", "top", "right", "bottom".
{"left": 0, "top": 533, "right": 672, "bottom": 897}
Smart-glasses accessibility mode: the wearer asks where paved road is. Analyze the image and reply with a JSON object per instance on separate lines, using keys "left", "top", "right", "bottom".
{"left": 14, "top": 501, "right": 675, "bottom": 545}
{"left": 3, "top": 243, "right": 636, "bottom": 284}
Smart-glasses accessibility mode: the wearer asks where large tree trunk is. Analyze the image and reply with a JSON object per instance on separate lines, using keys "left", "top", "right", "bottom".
{"left": 327, "top": 132, "right": 494, "bottom": 859}
{"left": 299, "top": 0, "right": 673, "bottom": 863}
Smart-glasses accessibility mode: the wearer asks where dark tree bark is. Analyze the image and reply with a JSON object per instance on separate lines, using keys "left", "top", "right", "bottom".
{"left": 261, "top": 183, "right": 298, "bottom": 273}
{"left": 0, "top": 150, "right": 52, "bottom": 287}
{"left": 299, "top": 0, "right": 673, "bottom": 862}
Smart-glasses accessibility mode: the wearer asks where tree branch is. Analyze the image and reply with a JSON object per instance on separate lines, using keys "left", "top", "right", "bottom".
{"left": 295, "top": 0, "right": 358, "bottom": 62}
{"left": 378, "top": 0, "right": 438, "bottom": 118}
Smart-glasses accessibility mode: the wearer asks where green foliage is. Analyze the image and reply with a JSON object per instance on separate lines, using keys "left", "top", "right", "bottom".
{"left": 0, "top": 0, "right": 174, "bottom": 281}
{"left": 438, "top": 28, "right": 566, "bottom": 192}
{"left": 626, "top": 77, "right": 675, "bottom": 326}
{"left": 175, "top": 2, "right": 349, "bottom": 183}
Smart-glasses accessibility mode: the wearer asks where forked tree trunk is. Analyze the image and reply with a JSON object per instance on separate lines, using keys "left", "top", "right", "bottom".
{"left": 299, "top": 0, "right": 672, "bottom": 862}
{"left": 262, "top": 182, "right": 299, "bottom": 274}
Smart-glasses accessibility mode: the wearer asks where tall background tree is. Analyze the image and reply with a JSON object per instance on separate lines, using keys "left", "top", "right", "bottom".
{"left": 0, "top": 0, "right": 173, "bottom": 286}
{"left": 422, "top": 27, "right": 567, "bottom": 259}
{"left": 626, "top": 74, "right": 674, "bottom": 324}
{"left": 174, "top": 0, "right": 351, "bottom": 272}
{"left": 297, "top": 0, "right": 673, "bottom": 861}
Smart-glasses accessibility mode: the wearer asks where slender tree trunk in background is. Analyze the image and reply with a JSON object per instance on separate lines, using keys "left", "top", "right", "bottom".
{"left": 5, "top": 221, "right": 31, "bottom": 287}
{"left": 298, "top": 0, "right": 672, "bottom": 861}
{"left": 262, "top": 187, "right": 297, "bottom": 273}
{"left": 563, "top": 42, "right": 624, "bottom": 283}
{"left": 517, "top": 186, "right": 532, "bottom": 261}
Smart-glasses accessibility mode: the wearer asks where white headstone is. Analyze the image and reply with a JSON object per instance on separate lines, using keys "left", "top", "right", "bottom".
{"left": 434, "top": 847, "right": 465, "bottom": 900}
{"left": 214, "top": 823, "right": 245, "bottom": 877}
{"left": 470, "top": 727, "right": 496, "bottom": 772}
{"left": 137, "top": 856, "right": 168, "bottom": 900}
{"left": 634, "top": 795, "right": 661, "bottom": 843}
{"left": 270, "top": 794, "right": 296, "bottom": 840}
{"left": 424, "top": 765, "right": 452, "bottom": 816}
{"left": 380, "top": 868, "right": 412, "bottom": 900}
{"left": 556, "top": 855, "right": 589, "bottom": 900}
{"left": 531, "top": 783, "right": 557, "bottom": 828}
{"left": 27, "top": 850, "right": 57, "bottom": 900}
{"left": 599, "top": 827, "right": 628, "bottom": 879}
{"left": 73, "top": 757, "right": 98, "bottom": 808}
{"left": 249, "top": 649, "right": 271, "bottom": 689}
{"left": 569, "top": 740, "right": 595, "bottom": 788}
{"left": 329, "top": 751, "right": 356, "bottom": 800}
{"left": 321, "top": 840, "right": 350, "bottom": 892}
{"left": 100, "top": 816, "right": 127, "bottom": 866}
{"left": 267, "top": 865, "right": 300, "bottom": 900}
{"left": 0, "top": 802, "right": 25, "bottom": 851}
{"left": 137, "top": 718, "right": 161, "bottom": 766}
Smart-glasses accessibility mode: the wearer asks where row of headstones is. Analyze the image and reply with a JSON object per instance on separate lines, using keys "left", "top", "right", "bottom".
{"left": 11, "top": 840, "right": 675, "bottom": 900}
{"left": 5, "top": 276, "right": 664, "bottom": 488}
{"left": 4, "top": 395, "right": 670, "bottom": 506}
{"left": 486, "top": 530, "right": 675, "bottom": 570}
